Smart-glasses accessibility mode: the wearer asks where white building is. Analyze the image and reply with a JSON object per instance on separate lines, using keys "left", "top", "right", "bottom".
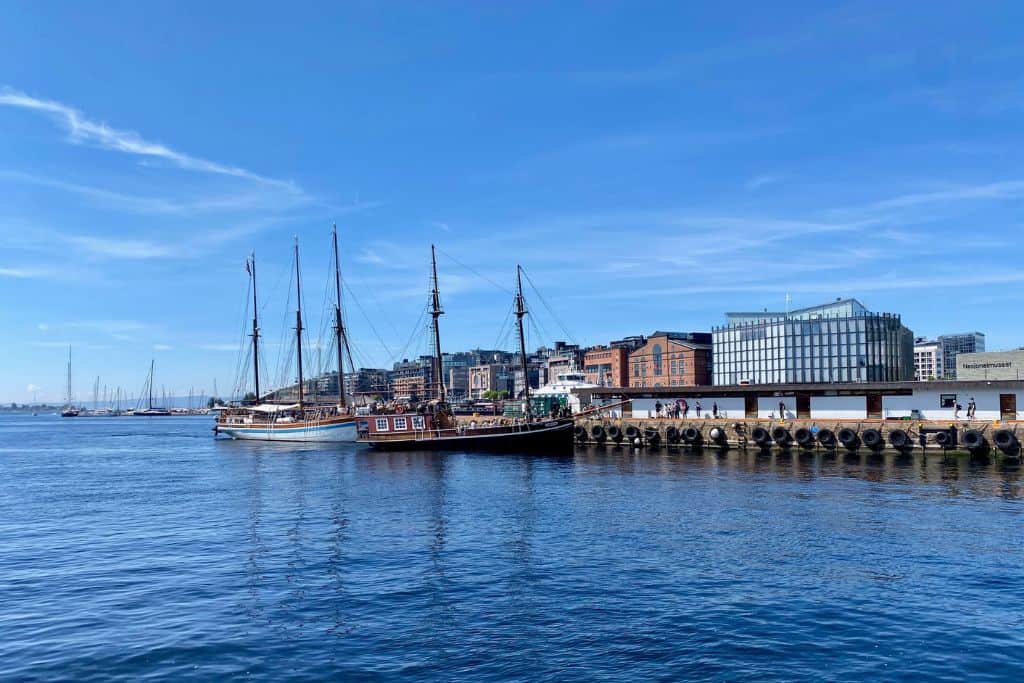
{"left": 581, "top": 380, "right": 1024, "bottom": 421}
{"left": 957, "top": 350, "right": 1024, "bottom": 381}
{"left": 914, "top": 338, "right": 942, "bottom": 381}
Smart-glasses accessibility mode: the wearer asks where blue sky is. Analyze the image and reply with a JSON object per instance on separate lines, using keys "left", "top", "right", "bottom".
{"left": 2, "top": 1, "right": 1024, "bottom": 403}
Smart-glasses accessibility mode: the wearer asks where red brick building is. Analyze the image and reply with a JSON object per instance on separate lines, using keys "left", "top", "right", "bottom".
{"left": 628, "top": 331, "right": 712, "bottom": 388}
{"left": 583, "top": 345, "right": 629, "bottom": 387}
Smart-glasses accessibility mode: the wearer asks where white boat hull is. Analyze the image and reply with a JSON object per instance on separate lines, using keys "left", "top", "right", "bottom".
{"left": 216, "top": 419, "right": 358, "bottom": 442}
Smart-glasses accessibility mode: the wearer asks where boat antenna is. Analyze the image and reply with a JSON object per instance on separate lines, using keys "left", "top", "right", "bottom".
{"left": 430, "top": 244, "right": 446, "bottom": 402}
{"left": 294, "top": 236, "right": 305, "bottom": 409}
{"left": 332, "top": 225, "right": 347, "bottom": 409}
{"left": 248, "top": 252, "right": 261, "bottom": 403}
{"left": 515, "top": 264, "right": 531, "bottom": 420}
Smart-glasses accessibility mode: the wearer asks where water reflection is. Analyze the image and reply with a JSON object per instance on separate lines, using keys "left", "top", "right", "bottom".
{"left": 573, "top": 446, "right": 1023, "bottom": 500}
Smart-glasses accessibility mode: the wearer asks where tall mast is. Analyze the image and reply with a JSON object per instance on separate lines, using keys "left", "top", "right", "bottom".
{"left": 249, "top": 253, "right": 261, "bottom": 403}
{"left": 332, "top": 225, "right": 347, "bottom": 409}
{"left": 430, "top": 245, "right": 445, "bottom": 402}
{"left": 294, "top": 237, "right": 305, "bottom": 408}
{"left": 515, "top": 265, "right": 531, "bottom": 420}
{"left": 148, "top": 360, "right": 154, "bottom": 409}
{"left": 66, "top": 345, "right": 72, "bottom": 405}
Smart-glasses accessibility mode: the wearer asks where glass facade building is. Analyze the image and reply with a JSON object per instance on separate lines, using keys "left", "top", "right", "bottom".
{"left": 712, "top": 299, "right": 915, "bottom": 385}
{"left": 938, "top": 332, "right": 985, "bottom": 379}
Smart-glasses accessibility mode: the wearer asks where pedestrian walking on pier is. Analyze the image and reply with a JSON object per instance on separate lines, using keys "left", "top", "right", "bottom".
{"left": 954, "top": 402, "right": 962, "bottom": 419}
{"left": 778, "top": 400, "right": 787, "bottom": 419}
{"left": 695, "top": 400, "right": 702, "bottom": 417}
{"left": 655, "top": 400, "right": 663, "bottom": 418}
{"left": 968, "top": 398, "right": 976, "bottom": 420}
{"left": 682, "top": 399, "right": 689, "bottom": 419}
{"left": 712, "top": 402, "right": 719, "bottom": 419}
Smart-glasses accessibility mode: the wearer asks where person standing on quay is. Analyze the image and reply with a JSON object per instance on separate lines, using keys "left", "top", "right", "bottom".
{"left": 655, "top": 400, "right": 663, "bottom": 418}
{"left": 968, "top": 398, "right": 977, "bottom": 420}
{"left": 778, "top": 400, "right": 787, "bottom": 419}
{"left": 695, "top": 400, "right": 702, "bottom": 418}
{"left": 682, "top": 399, "right": 689, "bottom": 419}
{"left": 712, "top": 402, "right": 719, "bottom": 419}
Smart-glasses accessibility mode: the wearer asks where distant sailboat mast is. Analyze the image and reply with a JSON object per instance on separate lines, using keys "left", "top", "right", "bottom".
{"left": 515, "top": 265, "right": 531, "bottom": 420}
{"left": 248, "top": 253, "right": 261, "bottom": 403}
{"left": 430, "top": 245, "right": 445, "bottom": 402}
{"left": 332, "top": 225, "right": 347, "bottom": 409}
{"left": 66, "top": 345, "right": 73, "bottom": 406}
{"left": 294, "top": 237, "right": 305, "bottom": 408}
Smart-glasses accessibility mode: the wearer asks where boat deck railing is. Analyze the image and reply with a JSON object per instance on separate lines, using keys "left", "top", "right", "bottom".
{"left": 359, "top": 419, "right": 550, "bottom": 441}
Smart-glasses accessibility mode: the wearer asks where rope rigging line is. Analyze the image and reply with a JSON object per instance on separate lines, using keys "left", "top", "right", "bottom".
{"left": 435, "top": 246, "right": 514, "bottom": 296}
{"left": 342, "top": 281, "right": 398, "bottom": 362}
{"left": 520, "top": 267, "right": 578, "bottom": 346}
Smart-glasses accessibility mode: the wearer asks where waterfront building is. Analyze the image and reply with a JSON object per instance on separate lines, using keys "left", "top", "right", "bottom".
{"left": 389, "top": 356, "right": 434, "bottom": 401}
{"left": 628, "top": 332, "right": 713, "bottom": 388}
{"left": 939, "top": 332, "right": 985, "bottom": 379}
{"left": 609, "top": 335, "right": 647, "bottom": 353}
{"left": 539, "top": 341, "right": 585, "bottom": 384}
{"left": 512, "top": 363, "right": 543, "bottom": 398}
{"left": 712, "top": 298, "right": 914, "bottom": 386}
{"left": 583, "top": 345, "right": 629, "bottom": 387}
{"left": 344, "top": 368, "right": 390, "bottom": 401}
{"left": 957, "top": 350, "right": 1024, "bottom": 381}
{"left": 914, "top": 338, "right": 942, "bottom": 381}
{"left": 468, "top": 363, "right": 514, "bottom": 398}
{"left": 447, "top": 366, "right": 469, "bottom": 400}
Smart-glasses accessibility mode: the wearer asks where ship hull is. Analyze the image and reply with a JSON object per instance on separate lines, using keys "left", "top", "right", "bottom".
{"left": 216, "top": 417, "right": 358, "bottom": 442}
{"left": 360, "top": 419, "right": 574, "bottom": 454}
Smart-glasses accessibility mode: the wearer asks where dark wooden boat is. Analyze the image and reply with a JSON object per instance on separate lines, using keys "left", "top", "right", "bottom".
{"left": 359, "top": 248, "right": 572, "bottom": 454}
{"left": 359, "top": 411, "right": 574, "bottom": 453}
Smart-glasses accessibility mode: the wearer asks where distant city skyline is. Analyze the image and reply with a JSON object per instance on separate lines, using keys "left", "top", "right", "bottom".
{"left": 3, "top": 2, "right": 1024, "bottom": 402}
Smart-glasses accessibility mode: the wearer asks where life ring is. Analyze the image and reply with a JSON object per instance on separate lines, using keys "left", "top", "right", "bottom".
{"left": 395, "top": 405, "right": 405, "bottom": 414}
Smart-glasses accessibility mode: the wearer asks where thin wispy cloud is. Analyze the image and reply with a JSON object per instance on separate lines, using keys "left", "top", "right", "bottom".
{"left": 867, "top": 179, "right": 1024, "bottom": 211}
{"left": 67, "top": 234, "right": 179, "bottom": 260}
{"left": 196, "top": 343, "right": 239, "bottom": 352}
{"left": 0, "top": 169, "right": 309, "bottom": 215}
{"left": 0, "top": 87, "right": 301, "bottom": 193}
{"left": 0, "top": 266, "right": 59, "bottom": 279}
{"left": 745, "top": 174, "right": 782, "bottom": 190}
{"left": 356, "top": 249, "right": 387, "bottom": 265}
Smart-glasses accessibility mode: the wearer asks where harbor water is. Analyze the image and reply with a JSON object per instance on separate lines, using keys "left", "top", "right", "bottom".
{"left": 1, "top": 414, "right": 1022, "bottom": 681}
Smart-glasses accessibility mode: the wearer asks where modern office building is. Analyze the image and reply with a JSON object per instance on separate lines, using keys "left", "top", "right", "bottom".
{"left": 913, "top": 338, "right": 942, "bottom": 381}
{"left": 939, "top": 332, "right": 985, "bottom": 379}
{"left": 712, "top": 298, "right": 915, "bottom": 386}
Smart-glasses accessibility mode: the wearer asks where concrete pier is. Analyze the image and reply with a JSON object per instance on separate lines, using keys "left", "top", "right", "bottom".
{"left": 572, "top": 416, "right": 1023, "bottom": 458}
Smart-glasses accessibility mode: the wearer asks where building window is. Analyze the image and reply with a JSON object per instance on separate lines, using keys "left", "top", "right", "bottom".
{"left": 412, "top": 415, "right": 425, "bottom": 430}
{"left": 653, "top": 344, "right": 663, "bottom": 376}
{"left": 375, "top": 417, "right": 389, "bottom": 431}
{"left": 394, "top": 416, "right": 408, "bottom": 430}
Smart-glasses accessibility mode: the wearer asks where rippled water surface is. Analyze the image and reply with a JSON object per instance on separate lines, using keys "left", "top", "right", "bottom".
{"left": 1, "top": 414, "right": 1022, "bottom": 681}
